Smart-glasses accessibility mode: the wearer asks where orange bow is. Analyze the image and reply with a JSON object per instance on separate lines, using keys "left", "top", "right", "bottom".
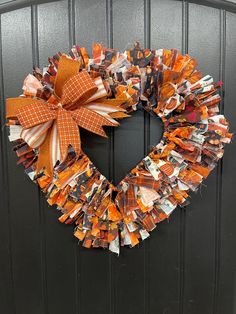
{"left": 6, "top": 55, "right": 120, "bottom": 177}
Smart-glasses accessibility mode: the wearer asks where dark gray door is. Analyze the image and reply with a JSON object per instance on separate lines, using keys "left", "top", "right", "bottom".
{"left": 1, "top": 1, "right": 236, "bottom": 314}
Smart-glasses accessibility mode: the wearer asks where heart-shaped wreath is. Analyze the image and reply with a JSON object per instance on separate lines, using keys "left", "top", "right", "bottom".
{"left": 6, "top": 42, "right": 232, "bottom": 254}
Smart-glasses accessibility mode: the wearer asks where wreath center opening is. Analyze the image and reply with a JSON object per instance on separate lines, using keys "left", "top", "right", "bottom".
{"left": 81, "top": 109, "right": 164, "bottom": 186}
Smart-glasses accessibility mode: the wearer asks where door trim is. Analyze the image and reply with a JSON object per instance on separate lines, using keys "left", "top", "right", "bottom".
{"left": 0, "top": 0, "right": 236, "bottom": 14}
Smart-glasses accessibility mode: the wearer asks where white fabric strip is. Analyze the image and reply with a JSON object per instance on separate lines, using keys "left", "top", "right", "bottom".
{"left": 21, "top": 120, "right": 53, "bottom": 148}
{"left": 8, "top": 125, "right": 22, "bottom": 141}
{"left": 51, "top": 121, "right": 61, "bottom": 167}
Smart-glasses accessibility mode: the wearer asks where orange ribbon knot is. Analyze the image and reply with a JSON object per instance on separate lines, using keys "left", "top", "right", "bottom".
{"left": 6, "top": 55, "right": 119, "bottom": 177}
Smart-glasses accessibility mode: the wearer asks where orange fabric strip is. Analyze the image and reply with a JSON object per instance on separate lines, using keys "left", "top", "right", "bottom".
{"left": 36, "top": 125, "right": 54, "bottom": 178}
{"left": 6, "top": 97, "right": 42, "bottom": 118}
{"left": 57, "top": 108, "right": 81, "bottom": 161}
{"left": 54, "top": 55, "right": 81, "bottom": 98}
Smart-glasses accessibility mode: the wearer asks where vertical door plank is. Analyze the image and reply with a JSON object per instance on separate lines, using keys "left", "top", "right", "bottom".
{"left": 38, "top": 1, "right": 70, "bottom": 60}
{"left": 218, "top": 11, "right": 236, "bottom": 314}
{"left": 75, "top": 0, "right": 108, "bottom": 52}
{"left": 183, "top": 5, "right": 221, "bottom": 314}
{"left": 149, "top": 1, "right": 182, "bottom": 314}
{"left": 37, "top": 2, "right": 77, "bottom": 314}
{"left": 74, "top": 1, "right": 111, "bottom": 314}
{"left": 0, "top": 16, "right": 15, "bottom": 314}
{"left": 1, "top": 7, "right": 44, "bottom": 314}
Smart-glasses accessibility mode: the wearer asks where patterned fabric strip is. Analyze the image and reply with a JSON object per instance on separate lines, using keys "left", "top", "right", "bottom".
{"left": 127, "top": 176, "right": 161, "bottom": 190}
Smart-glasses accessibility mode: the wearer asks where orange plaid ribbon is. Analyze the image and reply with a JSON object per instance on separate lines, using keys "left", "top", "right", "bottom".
{"left": 6, "top": 55, "right": 116, "bottom": 177}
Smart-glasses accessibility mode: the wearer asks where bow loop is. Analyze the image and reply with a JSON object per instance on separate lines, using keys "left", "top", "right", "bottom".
{"left": 17, "top": 99, "right": 57, "bottom": 129}
{"left": 54, "top": 55, "right": 81, "bottom": 98}
{"left": 61, "top": 71, "right": 98, "bottom": 109}
{"left": 6, "top": 53, "right": 119, "bottom": 178}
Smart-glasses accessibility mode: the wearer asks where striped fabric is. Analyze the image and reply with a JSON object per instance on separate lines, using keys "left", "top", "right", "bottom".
{"left": 50, "top": 121, "right": 61, "bottom": 166}
{"left": 85, "top": 103, "right": 122, "bottom": 124}
{"left": 21, "top": 120, "right": 53, "bottom": 148}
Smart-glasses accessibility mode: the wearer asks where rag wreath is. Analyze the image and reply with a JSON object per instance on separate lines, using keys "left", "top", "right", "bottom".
{"left": 6, "top": 42, "right": 232, "bottom": 254}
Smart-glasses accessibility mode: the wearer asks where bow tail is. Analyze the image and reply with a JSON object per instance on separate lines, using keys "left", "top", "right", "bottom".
{"left": 57, "top": 108, "right": 81, "bottom": 161}
{"left": 72, "top": 107, "right": 118, "bottom": 137}
{"left": 36, "top": 126, "right": 54, "bottom": 178}
{"left": 36, "top": 121, "right": 62, "bottom": 178}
